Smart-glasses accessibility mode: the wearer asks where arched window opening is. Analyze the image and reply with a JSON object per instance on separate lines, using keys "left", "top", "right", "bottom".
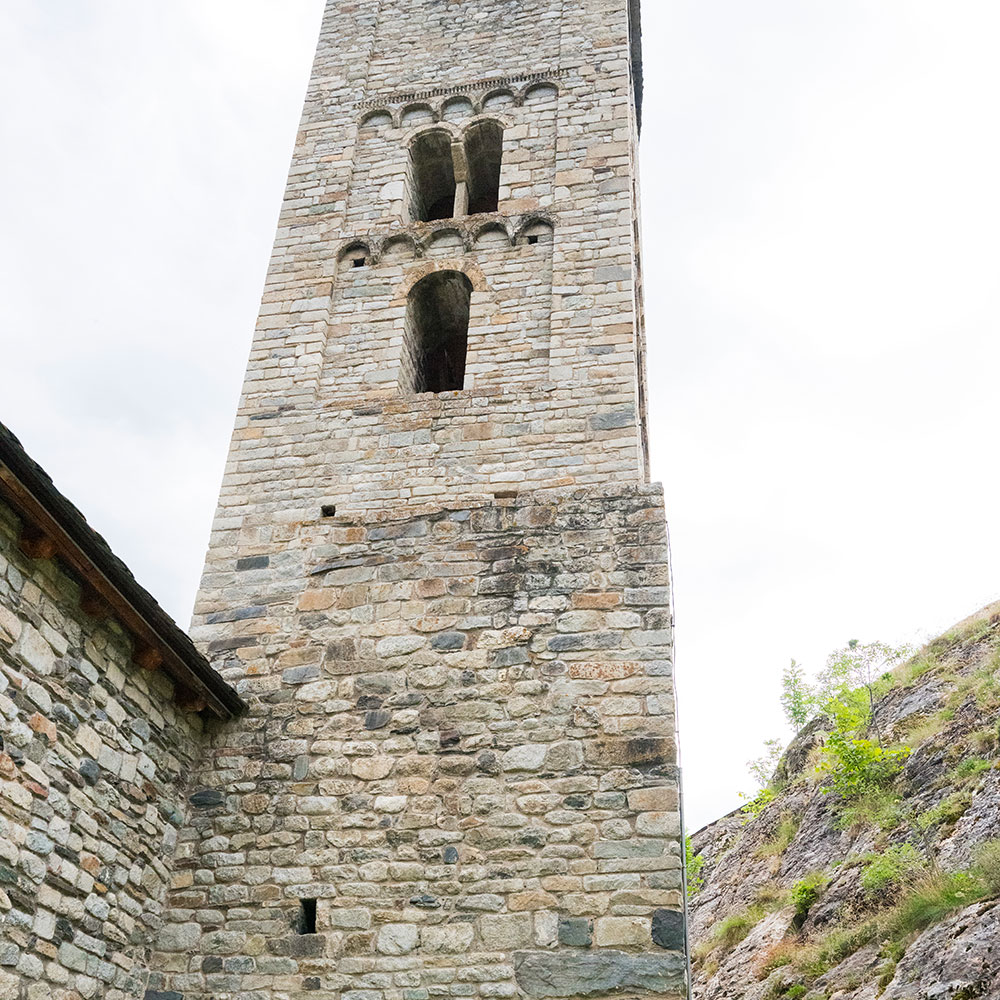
{"left": 464, "top": 121, "right": 503, "bottom": 216}
{"left": 410, "top": 131, "right": 457, "bottom": 222}
{"left": 338, "top": 242, "right": 370, "bottom": 270}
{"left": 360, "top": 110, "right": 392, "bottom": 130}
{"left": 521, "top": 220, "right": 554, "bottom": 246}
{"left": 402, "top": 271, "right": 473, "bottom": 394}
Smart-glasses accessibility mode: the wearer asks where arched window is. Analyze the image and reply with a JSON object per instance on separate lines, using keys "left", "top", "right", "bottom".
{"left": 409, "top": 130, "right": 457, "bottom": 222}
{"left": 464, "top": 121, "right": 503, "bottom": 215}
{"left": 401, "top": 271, "right": 473, "bottom": 394}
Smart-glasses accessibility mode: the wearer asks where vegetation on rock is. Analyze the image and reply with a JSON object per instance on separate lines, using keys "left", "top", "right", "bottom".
{"left": 688, "top": 604, "right": 1000, "bottom": 999}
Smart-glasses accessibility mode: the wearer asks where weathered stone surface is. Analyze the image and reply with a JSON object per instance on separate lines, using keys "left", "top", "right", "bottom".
{"left": 514, "top": 950, "right": 687, "bottom": 997}
{"left": 157, "top": 922, "right": 201, "bottom": 952}
{"left": 189, "top": 788, "right": 225, "bottom": 808}
{"left": 651, "top": 909, "right": 684, "bottom": 951}
{"left": 594, "top": 916, "right": 650, "bottom": 947}
{"left": 481, "top": 913, "right": 534, "bottom": 949}
{"left": 0, "top": 494, "right": 207, "bottom": 998}
{"left": 377, "top": 923, "right": 419, "bottom": 955}
{"left": 557, "top": 917, "right": 593, "bottom": 947}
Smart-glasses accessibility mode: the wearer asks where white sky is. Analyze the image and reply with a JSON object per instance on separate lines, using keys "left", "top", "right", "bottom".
{"left": 2, "top": 2, "right": 998, "bottom": 830}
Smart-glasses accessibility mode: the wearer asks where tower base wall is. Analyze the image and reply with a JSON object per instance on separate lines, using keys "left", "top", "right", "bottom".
{"left": 151, "top": 484, "right": 686, "bottom": 999}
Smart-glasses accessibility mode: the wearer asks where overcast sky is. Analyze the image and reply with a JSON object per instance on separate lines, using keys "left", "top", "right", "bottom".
{"left": 2, "top": 1, "right": 998, "bottom": 830}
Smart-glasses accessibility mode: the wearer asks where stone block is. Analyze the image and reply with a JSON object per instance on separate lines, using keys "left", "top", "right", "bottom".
{"left": 584, "top": 737, "right": 676, "bottom": 768}
{"left": 593, "top": 916, "right": 649, "bottom": 947}
{"left": 513, "top": 950, "right": 687, "bottom": 997}
{"left": 557, "top": 917, "right": 592, "bottom": 947}
{"left": 420, "top": 923, "right": 474, "bottom": 954}
{"left": 377, "top": 923, "right": 418, "bottom": 955}
{"left": 651, "top": 909, "right": 685, "bottom": 951}
{"left": 480, "top": 913, "right": 533, "bottom": 949}
{"left": 626, "top": 787, "right": 679, "bottom": 813}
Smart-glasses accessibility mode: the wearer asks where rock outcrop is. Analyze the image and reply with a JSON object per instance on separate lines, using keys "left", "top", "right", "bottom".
{"left": 688, "top": 602, "right": 1000, "bottom": 1000}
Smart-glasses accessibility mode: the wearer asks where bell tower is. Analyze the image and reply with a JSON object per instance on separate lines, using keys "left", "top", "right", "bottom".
{"left": 150, "top": 2, "right": 687, "bottom": 998}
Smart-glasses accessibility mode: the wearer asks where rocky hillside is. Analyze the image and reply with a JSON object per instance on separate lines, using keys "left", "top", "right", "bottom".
{"left": 688, "top": 602, "right": 1000, "bottom": 1000}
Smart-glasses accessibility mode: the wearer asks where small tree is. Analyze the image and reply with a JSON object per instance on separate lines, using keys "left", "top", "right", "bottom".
{"left": 739, "top": 739, "right": 783, "bottom": 820}
{"left": 816, "top": 640, "right": 910, "bottom": 746}
{"left": 780, "top": 659, "right": 814, "bottom": 732}
{"left": 748, "top": 739, "right": 784, "bottom": 788}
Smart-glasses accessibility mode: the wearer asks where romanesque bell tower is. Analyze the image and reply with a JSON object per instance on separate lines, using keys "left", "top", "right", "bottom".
{"left": 150, "top": 1, "right": 687, "bottom": 997}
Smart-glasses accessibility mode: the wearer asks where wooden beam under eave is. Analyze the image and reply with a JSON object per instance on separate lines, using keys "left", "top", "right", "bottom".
{"left": 19, "top": 524, "right": 58, "bottom": 560}
{"left": 80, "top": 585, "right": 112, "bottom": 620}
{"left": 174, "top": 687, "right": 207, "bottom": 713}
{"left": 0, "top": 469, "right": 235, "bottom": 719}
{"left": 133, "top": 646, "right": 163, "bottom": 672}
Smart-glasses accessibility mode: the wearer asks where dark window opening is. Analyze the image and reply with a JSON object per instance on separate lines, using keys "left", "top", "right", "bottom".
{"left": 464, "top": 121, "right": 503, "bottom": 215}
{"left": 522, "top": 221, "right": 554, "bottom": 246}
{"left": 410, "top": 131, "right": 457, "bottom": 222}
{"left": 297, "top": 899, "right": 317, "bottom": 934}
{"left": 321, "top": 504, "right": 337, "bottom": 518}
{"left": 402, "top": 271, "right": 473, "bottom": 394}
{"left": 339, "top": 244, "right": 370, "bottom": 272}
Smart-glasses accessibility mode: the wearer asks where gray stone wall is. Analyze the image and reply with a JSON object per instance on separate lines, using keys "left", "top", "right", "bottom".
{"left": 152, "top": 485, "right": 684, "bottom": 999}
{"left": 0, "top": 499, "right": 204, "bottom": 1000}
{"left": 154, "top": 1, "right": 686, "bottom": 997}
{"left": 206, "top": 0, "right": 646, "bottom": 526}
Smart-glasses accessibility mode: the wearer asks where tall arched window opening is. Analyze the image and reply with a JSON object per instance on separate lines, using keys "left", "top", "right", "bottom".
{"left": 409, "top": 131, "right": 457, "bottom": 222}
{"left": 464, "top": 121, "right": 504, "bottom": 215}
{"left": 401, "top": 271, "right": 473, "bottom": 394}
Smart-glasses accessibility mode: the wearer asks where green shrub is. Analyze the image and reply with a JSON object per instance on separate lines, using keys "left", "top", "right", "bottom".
{"left": 785, "top": 987, "right": 807, "bottom": 1000}
{"left": 790, "top": 871, "right": 828, "bottom": 921}
{"left": 742, "top": 786, "right": 776, "bottom": 822}
{"left": 712, "top": 906, "right": 765, "bottom": 952}
{"left": 819, "top": 732, "right": 910, "bottom": 800}
{"left": 839, "top": 787, "right": 908, "bottom": 832}
{"left": 859, "top": 843, "right": 925, "bottom": 897}
{"left": 685, "top": 835, "right": 705, "bottom": 899}
{"left": 952, "top": 756, "right": 990, "bottom": 781}
{"left": 917, "top": 791, "right": 972, "bottom": 833}
{"left": 818, "top": 920, "right": 879, "bottom": 965}
{"left": 973, "top": 838, "right": 1000, "bottom": 897}
{"left": 884, "top": 871, "right": 984, "bottom": 938}
{"left": 758, "top": 812, "right": 800, "bottom": 858}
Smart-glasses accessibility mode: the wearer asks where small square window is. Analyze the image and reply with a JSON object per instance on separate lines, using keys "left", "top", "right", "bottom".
{"left": 351, "top": 257, "right": 366, "bottom": 268}
{"left": 321, "top": 504, "right": 337, "bottom": 518}
{"left": 527, "top": 234, "right": 539, "bottom": 245}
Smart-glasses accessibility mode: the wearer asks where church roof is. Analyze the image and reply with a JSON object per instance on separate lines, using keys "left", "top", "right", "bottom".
{"left": 0, "top": 420, "right": 244, "bottom": 719}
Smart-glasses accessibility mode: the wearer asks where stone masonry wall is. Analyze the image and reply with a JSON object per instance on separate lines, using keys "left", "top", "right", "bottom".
{"left": 152, "top": 485, "right": 685, "bottom": 998}
{"left": 0, "top": 499, "right": 206, "bottom": 1000}
{"left": 207, "top": 0, "right": 647, "bottom": 525}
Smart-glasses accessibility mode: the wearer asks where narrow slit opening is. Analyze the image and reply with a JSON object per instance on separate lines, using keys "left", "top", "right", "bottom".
{"left": 297, "top": 898, "right": 317, "bottom": 934}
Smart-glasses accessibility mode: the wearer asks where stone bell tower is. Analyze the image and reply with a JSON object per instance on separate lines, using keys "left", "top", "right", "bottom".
{"left": 149, "top": 1, "right": 687, "bottom": 998}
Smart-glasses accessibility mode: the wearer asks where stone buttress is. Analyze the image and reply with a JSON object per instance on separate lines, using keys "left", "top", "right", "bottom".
{"left": 150, "top": 1, "right": 688, "bottom": 998}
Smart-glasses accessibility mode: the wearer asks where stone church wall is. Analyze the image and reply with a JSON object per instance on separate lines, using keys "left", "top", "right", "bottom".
{"left": 0, "top": 499, "right": 204, "bottom": 1000}
{"left": 150, "top": 485, "right": 685, "bottom": 999}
